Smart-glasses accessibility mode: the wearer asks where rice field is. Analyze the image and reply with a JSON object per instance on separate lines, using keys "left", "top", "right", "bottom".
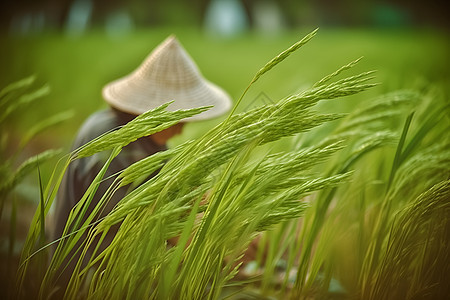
{"left": 1, "top": 27, "right": 449, "bottom": 299}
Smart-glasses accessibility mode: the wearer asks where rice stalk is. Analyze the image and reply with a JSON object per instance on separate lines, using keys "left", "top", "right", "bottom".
{"left": 19, "top": 110, "right": 74, "bottom": 149}
{"left": 16, "top": 31, "right": 381, "bottom": 300}
{"left": 226, "top": 28, "right": 319, "bottom": 120}
{"left": 360, "top": 108, "right": 449, "bottom": 298}
{"left": 368, "top": 180, "right": 450, "bottom": 300}
{"left": 312, "top": 57, "right": 363, "bottom": 88}
{"left": 74, "top": 102, "right": 210, "bottom": 158}
{"left": 251, "top": 28, "right": 319, "bottom": 85}
{"left": 0, "top": 149, "right": 62, "bottom": 197}
{"left": 83, "top": 69, "right": 373, "bottom": 298}
{"left": 288, "top": 88, "right": 422, "bottom": 298}
{"left": 0, "top": 75, "right": 36, "bottom": 100}
{"left": 0, "top": 84, "right": 50, "bottom": 124}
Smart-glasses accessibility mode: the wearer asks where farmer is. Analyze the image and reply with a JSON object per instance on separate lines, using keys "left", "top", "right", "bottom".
{"left": 50, "top": 35, "right": 232, "bottom": 293}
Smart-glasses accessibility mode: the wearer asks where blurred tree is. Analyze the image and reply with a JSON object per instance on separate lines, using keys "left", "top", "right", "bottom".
{"left": 0, "top": 0, "right": 448, "bottom": 33}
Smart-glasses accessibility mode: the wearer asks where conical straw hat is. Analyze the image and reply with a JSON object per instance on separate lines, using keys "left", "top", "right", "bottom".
{"left": 102, "top": 35, "right": 233, "bottom": 121}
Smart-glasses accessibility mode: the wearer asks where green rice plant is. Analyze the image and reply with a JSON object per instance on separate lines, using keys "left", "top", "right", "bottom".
{"left": 286, "top": 134, "right": 397, "bottom": 295}
{"left": 249, "top": 75, "right": 408, "bottom": 299}
{"left": 334, "top": 96, "right": 445, "bottom": 299}
{"left": 14, "top": 28, "right": 450, "bottom": 300}
{"left": 16, "top": 103, "right": 208, "bottom": 299}
{"left": 0, "top": 76, "right": 72, "bottom": 299}
{"left": 360, "top": 128, "right": 449, "bottom": 299}
{"left": 249, "top": 85, "right": 449, "bottom": 299}
{"left": 0, "top": 76, "right": 49, "bottom": 124}
{"left": 368, "top": 179, "right": 450, "bottom": 300}
{"left": 14, "top": 29, "right": 383, "bottom": 299}
{"left": 357, "top": 89, "right": 448, "bottom": 293}
{"left": 0, "top": 76, "right": 64, "bottom": 200}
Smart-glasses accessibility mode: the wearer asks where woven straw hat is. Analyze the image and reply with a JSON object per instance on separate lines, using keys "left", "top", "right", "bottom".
{"left": 102, "top": 35, "right": 232, "bottom": 121}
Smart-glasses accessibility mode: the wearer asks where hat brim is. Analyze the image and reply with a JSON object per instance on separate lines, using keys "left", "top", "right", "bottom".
{"left": 102, "top": 74, "right": 232, "bottom": 121}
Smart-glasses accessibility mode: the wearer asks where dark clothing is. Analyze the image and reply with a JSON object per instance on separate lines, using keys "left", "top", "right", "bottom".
{"left": 51, "top": 108, "right": 166, "bottom": 292}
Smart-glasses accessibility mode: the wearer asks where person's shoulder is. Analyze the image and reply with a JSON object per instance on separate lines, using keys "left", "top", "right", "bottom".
{"left": 74, "top": 109, "right": 121, "bottom": 147}
{"left": 82, "top": 109, "right": 117, "bottom": 128}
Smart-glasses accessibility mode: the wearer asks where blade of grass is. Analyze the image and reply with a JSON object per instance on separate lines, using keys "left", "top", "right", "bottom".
{"left": 6, "top": 194, "right": 18, "bottom": 299}
{"left": 400, "top": 106, "right": 447, "bottom": 162}
{"left": 0, "top": 75, "right": 35, "bottom": 99}
{"left": 160, "top": 191, "right": 203, "bottom": 298}
{"left": 360, "top": 112, "right": 416, "bottom": 298}
{"left": 20, "top": 110, "right": 74, "bottom": 149}
{"left": 225, "top": 28, "right": 319, "bottom": 122}
{"left": 386, "top": 112, "right": 414, "bottom": 193}
{"left": 0, "top": 84, "right": 50, "bottom": 124}
{"left": 37, "top": 164, "right": 46, "bottom": 249}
